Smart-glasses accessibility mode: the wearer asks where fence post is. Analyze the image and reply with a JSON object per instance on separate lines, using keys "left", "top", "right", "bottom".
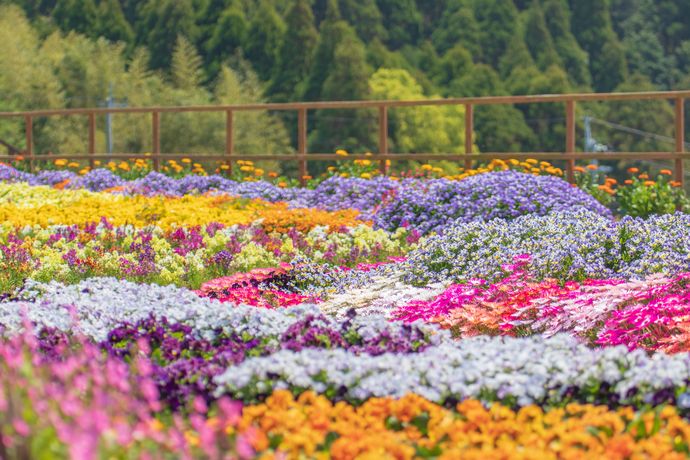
{"left": 88, "top": 112, "right": 96, "bottom": 169}
{"left": 298, "top": 108, "right": 308, "bottom": 186}
{"left": 152, "top": 111, "right": 160, "bottom": 171}
{"left": 25, "top": 115, "right": 34, "bottom": 172}
{"left": 675, "top": 97, "right": 685, "bottom": 187}
{"left": 378, "top": 105, "right": 388, "bottom": 175}
{"left": 565, "top": 100, "right": 576, "bottom": 183}
{"left": 464, "top": 103, "right": 473, "bottom": 170}
{"left": 225, "top": 109, "right": 234, "bottom": 174}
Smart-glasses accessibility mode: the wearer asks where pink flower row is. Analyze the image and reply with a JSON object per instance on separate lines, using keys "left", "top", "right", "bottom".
{"left": 395, "top": 255, "right": 690, "bottom": 353}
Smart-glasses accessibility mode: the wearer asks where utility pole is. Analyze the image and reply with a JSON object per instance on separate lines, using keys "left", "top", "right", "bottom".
{"left": 100, "top": 83, "right": 127, "bottom": 155}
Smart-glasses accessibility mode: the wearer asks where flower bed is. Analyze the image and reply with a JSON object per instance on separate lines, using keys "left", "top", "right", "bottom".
{"left": 1, "top": 166, "right": 689, "bottom": 458}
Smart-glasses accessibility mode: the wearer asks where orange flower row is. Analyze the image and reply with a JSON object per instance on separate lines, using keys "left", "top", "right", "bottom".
{"left": 256, "top": 204, "right": 367, "bottom": 234}
{"left": 240, "top": 390, "right": 690, "bottom": 460}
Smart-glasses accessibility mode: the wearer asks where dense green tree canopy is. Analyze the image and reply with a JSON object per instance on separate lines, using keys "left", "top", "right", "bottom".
{"left": 2, "top": 0, "right": 689, "bottom": 159}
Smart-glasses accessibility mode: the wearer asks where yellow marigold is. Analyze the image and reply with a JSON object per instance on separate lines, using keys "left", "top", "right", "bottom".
{"left": 240, "top": 166, "right": 253, "bottom": 172}
{"left": 220, "top": 164, "right": 230, "bottom": 170}
{"left": 181, "top": 158, "right": 192, "bottom": 164}
{"left": 525, "top": 158, "right": 538, "bottom": 164}
{"left": 254, "top": 169, "right": 265, "bottom": 176}
{"left": 54, "top": 159, "right": 68, "bottom": 167}
{"left": 421, "top": 164, "right": 433, "bottom": 171}
{"left": 360, "top": 173, "right": 372, "bottom": 179}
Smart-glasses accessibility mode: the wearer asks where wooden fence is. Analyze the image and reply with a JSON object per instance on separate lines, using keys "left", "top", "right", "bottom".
{"left": 0, "top": 90, "right": 689, "bottom": 186}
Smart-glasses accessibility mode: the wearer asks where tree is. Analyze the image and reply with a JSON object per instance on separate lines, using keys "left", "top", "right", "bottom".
{"left": 524, "top": 0, "right": 562, "bottom": 71}
{"left": 302, "top": 0, "right": 346, "bottom": 101}
{"left": 369, "top": 68, "right": 468, "bottom": 154}
{"left": 139, "top": 0, "right": 198, "bottom": 70}
{"left": 542, "top": 0, "right": 590, "bottom": 87}
{"left": 52, "top": 0, "right": 97, "bottom": 36}
{"left": 244, "top": 0, "right": 286, "bottom": 81}
{"left": 313, "top": 33, "right": 375, "bottom": 153}
{"left": 338, "top": 0, "right": 385, "bottom": 42}
{"left": 570, "top": 0, "right": 627, "bottom": 91}
{"left": 377, "top": 0, "right": 422, "bottom": 49}
{"left": 431, "top": 2, "right": 480, "bottom": 57}
{"left": 171, "top": 35, "right": 205, "bottom": 91}
{"left": 449, "top": 64, "right": 536, "bottom": 152}
{"left": 601, "top": 74, "right": 675, "bottom": 152}
{"left": 267, "top": 0, "right": 318, "bottom": 102}
{"left": 204, "top": 4, "right": 247, "bottom": 79}
{"left": 95, "top": 0, "right": 134, "bottom": 44}
{"left": 473, "top": 0, "right": 519, "bottom": 68}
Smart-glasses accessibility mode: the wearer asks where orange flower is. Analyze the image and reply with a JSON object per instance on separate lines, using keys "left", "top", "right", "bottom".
{"left": 659, "top": 169, "right": 673, "bottom": 176}
{"left": 14, "top": 155, "right": 24, "bottom": 161}
{"left": 643, "top": 180, "right": 656, "bottom": 186}
{"left": 624, "top": 180, "right": 633, "bottom": 185}
{"left": 638, "top": 173, "right": 649, "bottom": 180}
{"left": 670, "top": 181, "right": 682, "bottom": 187}
{"left": 627, "top": 167, "right": 639, "bottom": 174}
{"left": 574, "top": 166, "right": 586, "bottom": 173}
{"left": 586, "top": 164, "right": 598, "bottom": 170}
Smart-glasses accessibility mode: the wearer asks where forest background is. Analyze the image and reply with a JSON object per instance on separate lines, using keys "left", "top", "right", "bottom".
{"left": 1, "top": 0, "right": 689, "bottom": 175}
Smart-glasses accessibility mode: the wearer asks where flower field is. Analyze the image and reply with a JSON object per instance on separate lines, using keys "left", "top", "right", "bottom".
{"left": 1, "top": 159, "right": 690, "bottom": 459}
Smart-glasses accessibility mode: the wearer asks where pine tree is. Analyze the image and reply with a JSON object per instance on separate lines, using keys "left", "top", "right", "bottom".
{"left": 140, "top": 0, "right": 198, "bottom": 70}
{"left": 524, "top": 0, "right": 562, "bottom": 70}
{"left": 204, "top": 4, "right": 247, "bottom": 79}
{"left": 244, "top": 0, "right": 286, "bottom": 81}
{"left": 313, "top": 33, "right": 375, "bottom": 153}
{"left": 268, "top": 0, "right": 318, "bottom": 102}
{"left": 571, "top": 0, "right": 627, "bottom": 91}
{"left": 474, "top": 0, "right": 519, "bottom": 68}
{"left": 303, "top": 0, "right": 350, "bottom": 101}
{"left": 338, "top": 0, "right": 385, "bottom": 42}
{"left": 171, "top": 35, "right": 205, "bottom": 91}
{"left": 377, "top": 0, "right": 422, "bottom": 49}
{"left": 52, "top": 0, "right": 97, "bottom": 36}
{"left": 542, "top": 0, "right": 590, "bottom": 87}
{"left": 95, "top": 0, "right": 134, "bottom": 44}
{"left": 431, "top": 2, "right": 480, "bottom": 57}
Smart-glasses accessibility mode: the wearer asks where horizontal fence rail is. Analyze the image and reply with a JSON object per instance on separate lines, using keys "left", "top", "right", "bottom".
{"left": 0, "top": 90, "right": 688, "bottom": 186}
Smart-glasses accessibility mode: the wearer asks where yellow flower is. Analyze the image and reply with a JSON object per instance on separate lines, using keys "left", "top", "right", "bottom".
{"left": 327, "top": 166, "right": 336, "bottom": 172}
{"left": 360, "top": 173, "right": 372, "bottom": 179}
{"left": 54, "top": 159, "right": 68, "bottom": 167}
{"left": 193, "top": 163, "right": 202, "bottom": 169}
{"left": 278, "top": 181, "right": 287, "bottom": 188}
{"left": 335, "top": 149, "right": 348, "bottom": 157}
{"left": 220, "top": 164, "right": 230, "bottom": 170}
{"left": 240, "top": 166, "right": 253, "bottom": 172}
{"left": 526, "top": 158, "right": 538, "bottom": 165}
{"left": 421, "top": 164, "right": 433, "bottom": 171}
{"left": 254, "top": 169, "right": 265, "bottom": 176}
{"left": 94, "top": 160, "right": 101, "bottom": 166}
{"left": 66, "top": 162, "right": 80, "bottom": 168}
{"left": 78, "top": 169, "right": 89, "bottom": 175}
{"left": 181, "top": 158, "right": 192, "bottom": 164}
{"left": 361, "top": 159, "right": 371, "bottom": 166}
{"left": 118, "top": 162, "right": 130, "bottom": 171}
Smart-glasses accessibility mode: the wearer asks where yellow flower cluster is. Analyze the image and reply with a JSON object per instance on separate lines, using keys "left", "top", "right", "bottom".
{"left": 257, "top": 202, "right": 366, "bottom": 234}
{"left": 0, "top": 184, "right": 367, "bottom": 233}
{"left": 240, "top": 390, "right": 690, "bottom": 460}
{"left": 445, "top": 158, "right": 563, "bottom": 180}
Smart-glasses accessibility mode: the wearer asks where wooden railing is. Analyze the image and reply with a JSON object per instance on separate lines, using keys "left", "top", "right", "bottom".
{"left": 0, "top": 90, "right": 689, "bottom": 186}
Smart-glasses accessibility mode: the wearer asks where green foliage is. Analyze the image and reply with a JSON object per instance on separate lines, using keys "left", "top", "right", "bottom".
{"left": 617, "top": 175, "right": 690, "bottom": 217}
{"left": 2, "top": 0, "right": 690, "bottom": 160}
{"left": 369, "top": 68, "right": 468, "bottom": 154}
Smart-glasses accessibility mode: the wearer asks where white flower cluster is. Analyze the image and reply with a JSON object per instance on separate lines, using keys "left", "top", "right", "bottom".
{"left": 214, "top": 334, "right": 690, "bottom": 407}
